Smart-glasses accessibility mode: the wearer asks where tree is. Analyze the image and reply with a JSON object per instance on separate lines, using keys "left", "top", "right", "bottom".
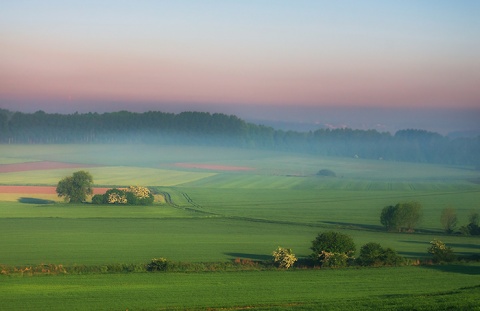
{"left": 56, "top": 171, "right": 93, "bottom": 203}
{"left": 272, "top": 247, "right": 297, "bottom": 269}
{"left": 380, "top": 201, "right": 422, "bottom": 232}
{"left": 440, "top": 207, "right": 457, "bottom": 234}
{"left": 311, "top": 231, "right": 356, "bottom": 267}
{"left": 380, "top": 205, "right": 398, "bottom": 231}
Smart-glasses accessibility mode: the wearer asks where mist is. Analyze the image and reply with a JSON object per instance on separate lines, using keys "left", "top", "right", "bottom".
{"left": 1, "top": 98, "right": 479, "bottom": 136}
{"left": 1, "top": 109, "right": 478, "bottom": 168}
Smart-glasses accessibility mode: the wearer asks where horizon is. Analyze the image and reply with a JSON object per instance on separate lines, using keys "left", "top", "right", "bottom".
{"left": 2, "top": 102, "right": 479, "bottom": 136}
{"left": 1, "top": 1, "right": 479, "bottom": 135}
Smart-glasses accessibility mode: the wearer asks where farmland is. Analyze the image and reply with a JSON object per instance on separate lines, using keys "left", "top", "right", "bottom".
{"left": 0, "top": 144, "right": 479, "bottom": 310}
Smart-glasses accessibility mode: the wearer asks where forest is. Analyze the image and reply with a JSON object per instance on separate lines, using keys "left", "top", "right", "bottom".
{"left": 0, "top": 109, "right": 478, "bottom": 167}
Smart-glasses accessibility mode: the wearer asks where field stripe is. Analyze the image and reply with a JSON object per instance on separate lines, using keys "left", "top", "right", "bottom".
{"left": 0, "top": 186, "right": 109, "bottom": 194}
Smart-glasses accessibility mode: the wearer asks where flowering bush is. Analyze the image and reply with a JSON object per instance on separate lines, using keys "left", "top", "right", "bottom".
{"left": 105, "top": 188, "right": 128, "bottom": 204}
{"left": 311, "top": 231, "right": 356, "bottom": 267}
{"left": 95, "top": 186, "right": 154, "bottom": 205}
{"left": 147, "top": 258, "right": 169, "bottom": 271}
{"left": 428, "top": 239, "right": 456, "bottom": 263}
{"left": 272, "top": 247, "right": 297, "bottom": 269}
{"left": 317, "top": 251, "right": 352, "bottom": 268}
{"left": 126, "top": 186, "right": 154, "bottom": 205}
{"left": 127, "top": 186, "right": 151, "bottom": 199}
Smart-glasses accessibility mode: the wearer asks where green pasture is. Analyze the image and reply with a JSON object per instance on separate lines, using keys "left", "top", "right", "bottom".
{"left": 1, "top": 266, "right": 480, "bottom": 310}
{"left": 0, "top": 166, "right": 216, "bottom": 187}
{"left": 1, "top": 144, "right": 479, "bottom": 309}
{"left": 0, "top": 196, "right": 479, "bottom": 266}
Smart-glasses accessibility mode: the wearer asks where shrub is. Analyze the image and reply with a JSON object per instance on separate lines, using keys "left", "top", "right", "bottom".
{"left": 459, "top": 211, "right": 480, "bottom": 236}
{"left": 91, "top": 194, "right": 104, "bottom": 205}
{"left": 272, "top": 247, "right": 297, "bottom": 269}
{"left": 126, "top": 186, "right": 154, "bottom": 205}
{"left": 428, "top": 239, "right": 456, "bottom": 263}
{"left": 357, "top": 242, "right": 404, "bottom": 266}
{"left": 105, "top": 188, "right": 128, "bottom": 204}
{"left": 311, "top": 231, "right": 356, "bottom": 267}
{"left": 146, "top": 258, "right": 170, "bottom": 272}
{"left": 357, "top": 242, "right": 384, "bottom": 266}
{"left": 96, "top": 186, "right": 154, "bottom": 206}
{"left": 316, "top": 169, "right": 336, "bottom": 177}
{"left": 381, "top": 248, "right": 405, "bottom": 266}
{"left": 318, "top": 251, "right": 350, "bottom": 268}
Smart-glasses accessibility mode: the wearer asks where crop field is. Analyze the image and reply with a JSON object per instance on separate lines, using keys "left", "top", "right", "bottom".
{"left": 1, "top": 144, "right": 479, "bottom": 310}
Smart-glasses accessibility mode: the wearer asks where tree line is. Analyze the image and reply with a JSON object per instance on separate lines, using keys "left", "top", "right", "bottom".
{"left": 0, "top": 109, "right": 478, "bottom": 166}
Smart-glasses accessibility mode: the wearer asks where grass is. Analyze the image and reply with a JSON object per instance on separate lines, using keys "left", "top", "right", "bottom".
{"left": 1, "top": 266, "right": 480, "bottom": 310}
{"left": 0, "top": 166, "right": 217, "bottom": 186}
{"left": 0, "top": 144, "right": 479, "bottom": 310}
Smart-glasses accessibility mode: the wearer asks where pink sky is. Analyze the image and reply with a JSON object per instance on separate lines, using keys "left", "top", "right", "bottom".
{"left": 1, "top": 1, "right": 479, "bottom": 112}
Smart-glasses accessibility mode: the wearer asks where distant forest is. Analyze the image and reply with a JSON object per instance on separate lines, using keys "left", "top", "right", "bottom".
{"left": 0, "top": 109, "right": 479, "bottom": 167}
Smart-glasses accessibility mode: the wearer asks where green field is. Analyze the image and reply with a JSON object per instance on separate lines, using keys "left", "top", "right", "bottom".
{"left": 1, "top": 144, "right": 479, "bottom": 310}
{"left": 2, "top": 266, "right": 480, "bottom": 311}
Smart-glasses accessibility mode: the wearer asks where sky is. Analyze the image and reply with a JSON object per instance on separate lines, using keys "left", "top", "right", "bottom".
{"left": 1, "top": 1, "right": 479, "bottom": 133}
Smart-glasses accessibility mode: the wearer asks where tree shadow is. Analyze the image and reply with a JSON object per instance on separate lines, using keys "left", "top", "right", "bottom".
{"left": 401, "top": 240, "right": 480, "bottom": 251}
{"left": 399, "top": 240, "right": 428, "bottom": 245}
{"left": 448, "top": 243, "right": 480, "bottom": 250}
{"left": 321, "top": 221, "right": 384, "bottom": 232}
{"left": 18, "top": 197, "right": 55, "bottom": 204}
{"left": 397, "top": 251, "right": 427, "bottom": 258}
{"left": 224, "top": 252, "right": 271, "bottom": 261}
{"left": 422, "top": 264, "right": 480, "bottom": 275}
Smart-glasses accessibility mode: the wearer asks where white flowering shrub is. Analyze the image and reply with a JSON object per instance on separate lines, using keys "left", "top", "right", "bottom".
{"left": 318, "top": 251, "right": 350, "bottom": 268}
{"left": 104, "top": 188, "right": 128, "bottom": 204}
{"left": 146, "top": 258, "right": 169, "bottom": 271}
{"left": 98, "top": 186, "right": 154, "bottom": 206}
{"left": 272, "top": 247, "right": 297, "bottom": 269}
{"left": 126, "top": 186, "right": 154, "bottom": 205}
{"left": 428, "top": 239, "right": 456, "bottom": 262}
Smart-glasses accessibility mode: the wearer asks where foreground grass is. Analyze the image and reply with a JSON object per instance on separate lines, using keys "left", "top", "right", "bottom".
{"left": 1, "top": 265, "right": 479, "bottom": 310}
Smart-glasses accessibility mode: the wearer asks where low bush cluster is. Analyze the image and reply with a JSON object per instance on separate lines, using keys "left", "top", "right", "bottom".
{"left": 92, "top": 186, "right": 154, "bottom": 206}
{"left": 357, "top": 242, "right": 405, "bottom": 266}
{"left": 428, "top": 239, "right": 456, "bottom": 263}
{"left": 459, "top": 211, "right": 480, "bottom": 236}
{"left": 1, "top": 263, "right": 67, "bottom": 276}
{"left": 146, "top": 258, "right": 169, "bottom": 272}
{"left": 310, "top": 231, "right": 356, "bottom": 268}
{"left": 316, "top": 169, "right": 336, "bottom": 177}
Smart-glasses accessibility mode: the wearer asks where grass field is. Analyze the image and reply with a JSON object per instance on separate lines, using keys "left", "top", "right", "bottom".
{"left": 0, "top": 144, "right": 479, "bottom": 310}
{"left": 2, "top": 266, "right": 480, "bottom": 310}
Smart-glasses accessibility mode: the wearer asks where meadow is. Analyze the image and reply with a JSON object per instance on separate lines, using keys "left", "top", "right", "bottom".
{"left": 0, "top": 144, "right": 479, "bottom": 310}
